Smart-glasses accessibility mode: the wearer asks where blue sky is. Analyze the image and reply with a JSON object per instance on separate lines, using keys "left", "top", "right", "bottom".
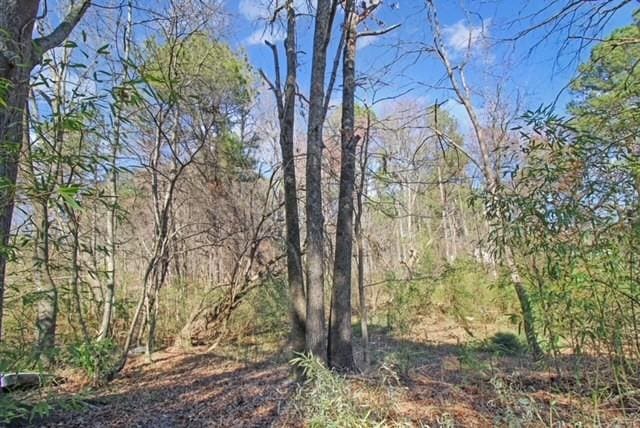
{"left": 228, "top": 0, "right": 636, "bottom": 125}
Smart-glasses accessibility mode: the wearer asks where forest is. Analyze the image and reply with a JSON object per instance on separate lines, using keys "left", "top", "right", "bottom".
{"left": 0, "top": 0, "right": 639, "bottom": 426}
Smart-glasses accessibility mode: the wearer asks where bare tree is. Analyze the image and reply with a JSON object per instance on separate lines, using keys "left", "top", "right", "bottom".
{"left": 305, "top": 0, "right": 337, "bottom": 361}
{"left": 260, "top": 0, "right": 306, "bottom": 354}
{"left": 328, "top": 0, "right": 358, "bottom": 371}
{"left": 425, "top": 0, "right": 543, "bottom": 358}
{"left": 98, "top": 0, "right": 133, "bottom": 342}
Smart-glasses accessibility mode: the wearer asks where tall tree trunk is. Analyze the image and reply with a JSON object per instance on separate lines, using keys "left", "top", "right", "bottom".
{"left": 69, "top": 213, "right": 89, "bottom": 342}
{"left": 279, "top": 0, "right": 306, "bottom": 354}
{"left": 305, "top": 0, "right": 334, "bottom": 361}
{"left": 98, "top": 116, "right": 119, "bottom": 341}
{"left": 437, "top": 165, "right": 451, "bottom": 263}
{"left": 0, "top": 0, "right": 90, "bottom": 340}
{"left": 23, "top": 105, "right": 57, "bottom": 363}
{"left": 329, "top": 0, "right": 357, "bottom": 371}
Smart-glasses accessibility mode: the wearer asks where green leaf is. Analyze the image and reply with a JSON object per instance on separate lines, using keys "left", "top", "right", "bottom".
{"left": 58, "top": 185, "right": 83, "bottom": 210}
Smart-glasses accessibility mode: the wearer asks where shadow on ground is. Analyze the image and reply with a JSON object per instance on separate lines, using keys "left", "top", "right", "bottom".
{"left": 15, "top": 321, "right": 639, "bottom": 427}
{"left": 36, "top": 352, "right": 295, "bottom": 428}
{"left": 352, "top": 323, "right": 638, "bottom": 426}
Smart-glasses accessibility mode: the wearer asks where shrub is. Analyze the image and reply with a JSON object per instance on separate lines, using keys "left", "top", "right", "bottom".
{"left": 0, "top": 345, "right": 55, "bottom": 425}
{"left": 383, "top": 272, "right": 433, "bottom": 333}
{"left": 290, "top": 354, "right": 379, "bottom": 427}
{"left": 432, "top": 259, "right": 514, "bottom": 325}
{"left": 67, "top": 338, "right": 118, "bottom": 383}
{"left": 483, "top": 332, "right": 526, "bottom": 356}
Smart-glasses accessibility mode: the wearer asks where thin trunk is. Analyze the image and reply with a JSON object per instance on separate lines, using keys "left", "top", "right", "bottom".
{"left": 329, "top": 0, "right": 357, "bottom": 371}
{"left": 437, "top": 165, "right": 451, "bottom": 263}
{"left": 273, "top": 0, "right": 306, "bottom": 354}
{"left": 69, "top": 214, "right": 89, "bottom": 342}
{"left": 355, "top": 112, "right": 372, "bottom": 366}
{"left": 34, "top": 49, "right": 70, "bottom": 361}
{"left": 427, "top": 0, "right": 542, "bottom": 358}
{"left": 457, "top": 189, "right": 469, "bottom": 239}
{"left": 506, "top": 250, "right": 544, "bottom": 359}
{"left": 34, "top": 199, "right": 57, "bottom": 363}
{"left": 98, "top": 117, "right": 119, "bottom": 341}
{"left": 99, "top": 0, "right": 131, "bottom": 341}
{"left": 22, "top": 106, "right": 57, "bottom": 362}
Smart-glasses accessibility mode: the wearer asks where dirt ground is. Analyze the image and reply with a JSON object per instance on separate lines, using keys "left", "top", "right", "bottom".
{"left": 18, "top": 317, "right": 640, "bottom": 427}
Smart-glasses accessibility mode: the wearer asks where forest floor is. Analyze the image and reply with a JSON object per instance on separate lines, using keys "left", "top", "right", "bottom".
{"left": 18, "top": 316, "right": 640, "bottom": 427}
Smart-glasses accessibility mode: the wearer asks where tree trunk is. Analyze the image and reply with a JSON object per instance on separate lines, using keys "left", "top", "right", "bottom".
{"left": 98, "top": 105, "right": 120, "bottom": 342}
{"left": 0, "top": 0, "right": 40, "bottom": 340}
{"left": 329, "top": 0, "right": 357, "bottom": 371}
{"left": 355, "top": 112, "right": 372, "bottom": 366}
{"left": 305, "top": 0, "right": 334, "bottom": 361}
{"left": 69, "top": 213, "right": 89, "bottom": 342}
{"left": 34, "top": 199, "right": 57, "bottom": 364}
{"left": 437, "top": 165, "right": 451, "bottom": 263}
{"left": 280, "top": 0, "right": 306, "bottom": 354}
{"left": 505, "top": 250, "right": 544, "bottom": 359}
{"left": 426, "top": 0, "right": 543, "bottom": 358}
{"left": 99, "top": 0, "right": 132, "bottom": 341}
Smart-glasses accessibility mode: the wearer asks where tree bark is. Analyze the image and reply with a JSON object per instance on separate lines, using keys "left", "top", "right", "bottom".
{"left": 0, "top": 0, "right": 40, "bottom": 341}
{"left": 329, "top": 0, "right": 357, "bottom": 371}
{"left": 34, "top": 199, "right": 57, "bottom": 363}
{"left": 437, "top": 165, "right": 451, "bottom": 263}
{"left": 282, "top": 3, "right": 307, "bottom": 354}
{"left": 304, "top": 0, "right": 334, "bottom": 361}
{"left": 99, "top": 0, "right": 131, "bottom": 341}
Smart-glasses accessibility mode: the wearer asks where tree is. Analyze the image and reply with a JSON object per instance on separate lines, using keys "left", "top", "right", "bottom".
{"left": 98, "top": 0, "right": 133, "bottom": 342}
{"left": 0, "top": 0, "right": 91, "bottom": 340}
{"left": 260, "top": 0, "right": 306, "bottom": 355}
{"left": 426, "top": 0, "right": 543, "bottom": 359}
{"left": 305, "top": 0, "right": 337, "bottom": 361}
{"left": 569, "top": 12, "right": 640, "bottom": 192}
{"left": 328, "top": 0, "right": 358, "bottom": 371}
{"left": 116, "top": 26, "right": 251, "bottom": 366}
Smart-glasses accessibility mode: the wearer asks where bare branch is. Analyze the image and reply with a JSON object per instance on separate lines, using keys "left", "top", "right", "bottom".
{"left": 33, "top": 0, "right": 92, "bottom": 61}
{"left": 357, "top": 23, "right": 401, "bottom": 39}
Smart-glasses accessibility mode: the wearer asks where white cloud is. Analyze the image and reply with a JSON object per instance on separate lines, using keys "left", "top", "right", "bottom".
{"left": 239, "top": 0, "right": 271, "bottom": 21}
{"left": 245, "top": 26, "right": 285, "bottom": 45}
{"left": 442, "top": 20, "right": 489, "bottom": 53}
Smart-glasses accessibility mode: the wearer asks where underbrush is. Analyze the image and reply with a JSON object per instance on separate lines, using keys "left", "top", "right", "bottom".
{"left": 290, "top": 354, "right": 387, "bottom": 427}
{"left": 65, "top": 338, "right": 119, "bottom": 384}
{"left": 0, "top": 343, "right": 91, "bottom": 425}
{"left": 382, "top": 258, "right": 516, "bottom": 336}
